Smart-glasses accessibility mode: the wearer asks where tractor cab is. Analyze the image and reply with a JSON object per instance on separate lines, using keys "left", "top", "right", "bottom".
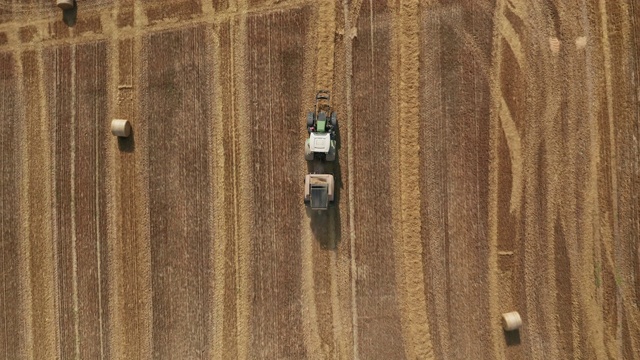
{"left": 305, "top": 90, "right": 337, "bottom": 161}
{"left": 309, "top": 132, "right": 331, "bottom": 153}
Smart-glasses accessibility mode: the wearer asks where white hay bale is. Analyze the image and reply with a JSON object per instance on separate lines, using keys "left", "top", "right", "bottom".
{"left": 57, "top": 0, "right": 74, "bottom": 10}
{"left": 111, "top": 119, "right": 131, "bottom": 138}
{"left": 502, "top": 311, "right": 522, "bottom": 331}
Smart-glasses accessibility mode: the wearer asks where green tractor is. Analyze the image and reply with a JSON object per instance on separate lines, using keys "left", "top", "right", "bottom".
{"left": 305, "top": 90, "right": 337, "bottom": 161}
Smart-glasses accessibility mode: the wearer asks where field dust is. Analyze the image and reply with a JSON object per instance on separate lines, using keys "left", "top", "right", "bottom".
{"left": 0, "top": 0, "right": 638, "bottom": 359}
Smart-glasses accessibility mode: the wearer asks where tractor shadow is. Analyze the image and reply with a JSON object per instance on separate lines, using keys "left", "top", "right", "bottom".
{"left": 306, "top": 128, "right": 343, "bottom": 250}
{"left": 62, "top": 1, "right": 78, "bottom": 27}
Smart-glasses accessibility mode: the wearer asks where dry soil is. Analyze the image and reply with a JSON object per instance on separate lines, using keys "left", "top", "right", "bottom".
{"left": 0, "top": 0, "right": 639, "bottom": 359}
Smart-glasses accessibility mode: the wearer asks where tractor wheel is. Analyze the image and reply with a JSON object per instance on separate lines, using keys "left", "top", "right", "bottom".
{"left": 305, "top": 140, "right": 314, "bottom": 161}
{"left": 330, "top": 112, "right": 337, "bottom": 128}
{"left": 325, "top": 141, "right": 336, "bottom": 161}
{"left": 307, "top": 112, "right": 314, "bottom": 128}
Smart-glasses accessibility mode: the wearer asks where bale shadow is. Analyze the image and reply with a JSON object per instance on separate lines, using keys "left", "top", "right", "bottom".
{"left": 117, "top": 126, "right": 135, "bottom": 153}
{"left": 504, "top": 329, "right": 521, "bottom": 346}
{"left": 306, "top": 126, "right": 343, "bottom": 250}
{"left": 62, "top": 1, "right": 78, "bottom": 27}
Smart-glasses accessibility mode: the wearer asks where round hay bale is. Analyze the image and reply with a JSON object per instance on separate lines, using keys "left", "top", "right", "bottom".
{"left": 111, "top": 119, "right": 131, "bottom": 138}
{"left": 501, "top": 311, "right": 522, "bottom": 331}
{"left": 57, "top": 0, "right": 74, "bottom": 10}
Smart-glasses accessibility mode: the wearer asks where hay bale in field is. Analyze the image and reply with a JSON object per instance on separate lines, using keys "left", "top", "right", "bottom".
{"left": 502, "top": 311, "right": 522, "bottom": 331}
{"left": 111, "top": 119, "right": 131, "bottom": 138}
{"left": 56, "top": 0, "right": 74, "bottom": 10}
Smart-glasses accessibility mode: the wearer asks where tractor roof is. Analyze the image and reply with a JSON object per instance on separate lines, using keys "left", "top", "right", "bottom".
{"left": 309, "top": 132, "right": 331, "bottom": 153}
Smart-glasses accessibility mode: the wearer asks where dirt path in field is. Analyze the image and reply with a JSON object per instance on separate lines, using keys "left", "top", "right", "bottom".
{"left": 0, "top": 0, "right": 638, "bottom": 359}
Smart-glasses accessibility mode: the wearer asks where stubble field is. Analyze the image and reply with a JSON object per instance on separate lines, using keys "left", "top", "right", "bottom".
{"left": 0, "top": 0, "right": 639, "bottom": 359}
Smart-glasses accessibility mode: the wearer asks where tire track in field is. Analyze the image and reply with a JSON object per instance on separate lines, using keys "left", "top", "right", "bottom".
{"left": 24, "top": 44, "right": 58, "bottom": 360}
{"left": 530, "top": 3, "right": 566, "bottom": 356}
{"left": 108, "top": 1, "right": 154, "bottom": 351}
{"left": 143, "top": 26, "right": 214, "bottom": 358}
{"left": 211, "top": 20, "right": 234, "bottom": 360}
{"left": 0, "top": 51, "right": 26, "bottom": 359}
{"left": 201, "top": 24, "right": 218, "bottom": 360}
{"left": 201, "top": 24, "right": 218, "bottom": 351}
{"left": 69, "top": 44, "right": 80, "bottom": 359}
{"left": 45, "top": 44, "right": 78, "bottom": 360}
{"left": 73, "top": 40, "right": 110, "bottom": 359}
{"left": 548, "top": 2, "right": 587, "bottom": 357}
{"left": 389, "top": 1, "right": 432, "bottom": 359}
{"left": 553, "top": 1, "right": 616, "bottom": 358}
{"left": 620, "top": 0, "right": 640, "bottom": 354}
{"left": 597, "top": 1, "right": 640, "bottom": 356}
{"left": 491, "top": 2, "right": 564, "bottom": 358}
{"left": 104, "top": 8, "right": 120, "bottom": 358}
{"left": 495, "top": 9, "right": 524, "bottom": 217}
{"left": 106, "top": 32, "right": 125, "bottom": 359}
{"left": 572, "top": 1, "right": 608, "bottom": 355}
{"left": 214, "top": 18, "right": 250, "bottom": 359}
{"left": 429, "top": 3, "right": 493, "bottom": 359}
{"left": 631, "top": 7, "right": 640, "bottom": 336}
{"left": 517, "top": 1, "right": 560, "bottom": 350}
{"left": 580, "top": 2, "right": 624, "bottom": 354}
{"left": 419, "top": 7, "right": 450, "bottom": 358}
{"left": 15, "top": 36, "right": 36, "bottom": 359}
{"left": 302, "top": 0, "right": 341, "bottom": 357}
{"left": 566, "top": 1, "right": 615, "bottom": 357}
{"left": 232, "top": 1, "right": 253, "bottom": 357}
{"left": 351, "top": 1, "right": 405, "bottom": 358}
{"left": 298, "top": 1, "right": 332, "bottom": 357}
{"left": 422, "top": 3, "right": 498, "bottom": 358}
{"left": 133, "top": 0, "right": 149, "bottom": 27}
{"left": 329, "top": 4, "right": 355, "bottom": 359}
{"left": 556, "top": 10, "right": 586, "bottom": 355}
{"left": 505, "top": 3, "right": 562, "bottom": 347}
{"left": 108, "top": 0, "right": 152, "bottom": 350}
{"left": 133, "top": 32, "right": 154, "bottom": 360}
{"left": 547, "top": 1, "right": 620, "bottom": 357}
{"left": 45, "top": 40, "right": 112, "bottom": 359}
{"left": 349, "top": 0, "right": 364, "bottom": 28}
{"left": 529, "top": 1, "right": 566, "bottom": 357}
{"left": 556, "top": 2, "right": 605, "bottom": 358}
{"left": 245, "top": 8, "right": 309, "bottom": 358}
{"left": 487, "top": 1, "right": 517, "bottom": 358}
{"left": 341, "top": 1, "right": 359, "bottom": 359}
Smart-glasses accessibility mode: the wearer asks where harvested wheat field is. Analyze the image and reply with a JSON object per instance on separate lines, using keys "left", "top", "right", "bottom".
{"left": 0, "top": 0, "right": 639, "bottom": 359}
